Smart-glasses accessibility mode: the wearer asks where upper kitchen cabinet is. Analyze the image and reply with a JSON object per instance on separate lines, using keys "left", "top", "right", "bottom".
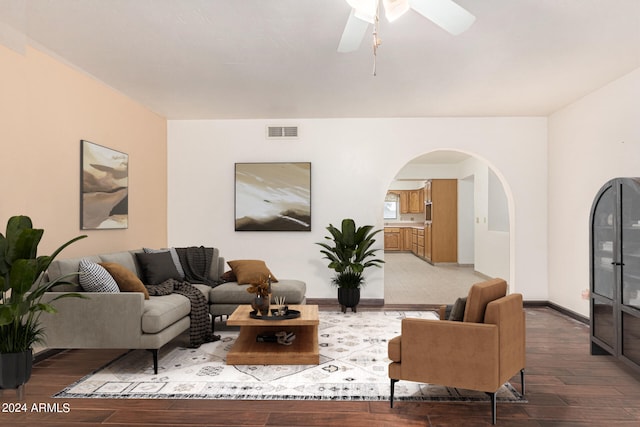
{"left": 399, "top": 189, "right": 424, "bottom": 214}
{"left": 424, "top": 180, "right": 432, "bottom": 203}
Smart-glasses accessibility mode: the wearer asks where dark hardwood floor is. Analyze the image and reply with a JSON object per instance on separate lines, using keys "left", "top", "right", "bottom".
{"left": 2, "top": 306, "right": 640, "bottom": 426}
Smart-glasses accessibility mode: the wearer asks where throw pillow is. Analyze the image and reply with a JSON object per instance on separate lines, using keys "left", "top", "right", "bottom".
{"left": 99, "top": 262, "right": 150, "bottom": 300}
{"left": 448, "top": 296, "right": 467, "bottom": 321}
{"left": 78, "top": 259, "right": 120, "bottom": 293}
{"left": 135, "top": 251, "right": 181, "bottom": 285}
{"left": 142, "top": 247, "right": 185, "bottom": 279}
{"left": 220, "top": 270, "right": 237, "bottom": 283}
{"left": 227, "top": 260, "right": 278, "bottom": 285}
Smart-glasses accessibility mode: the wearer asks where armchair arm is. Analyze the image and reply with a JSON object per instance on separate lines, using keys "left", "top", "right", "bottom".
{"left": 395, "top": 318, "right": 500, "bottom": 392}
{"left": 438, "top": 304, "right": 449, "bottom": 320}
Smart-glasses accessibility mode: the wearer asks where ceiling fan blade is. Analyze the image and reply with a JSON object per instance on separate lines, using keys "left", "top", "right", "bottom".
{"left": 337, "top": 9, "right": 371, "bottom": 53}
{"left": 410, "top": 0, "right": 476, "bottom": 35}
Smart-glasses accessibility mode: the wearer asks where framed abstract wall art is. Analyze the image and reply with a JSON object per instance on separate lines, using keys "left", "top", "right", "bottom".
{"left": 235, "top": 162, "right": 311, "bottom": 231}
{"left": 80, "top": 140, "right": 129, "bottom": 229}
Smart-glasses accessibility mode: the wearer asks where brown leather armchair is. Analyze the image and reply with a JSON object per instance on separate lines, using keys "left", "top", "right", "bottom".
{"left": 388, "top": 278, "right": 525, "bottom": 424}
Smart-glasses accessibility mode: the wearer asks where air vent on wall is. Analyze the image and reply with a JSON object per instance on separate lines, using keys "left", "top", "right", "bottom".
{"left": 266, "top": 125, "right": 299, "bottom": 139}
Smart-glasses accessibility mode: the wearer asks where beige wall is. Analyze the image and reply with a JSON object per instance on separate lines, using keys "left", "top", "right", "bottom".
{"left": 0, "top": 45, "right": 167, "bottom": 258}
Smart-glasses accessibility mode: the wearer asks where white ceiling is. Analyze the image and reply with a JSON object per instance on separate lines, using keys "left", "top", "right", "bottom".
{"left": 2, "top": 0, "right": 639, "bottom": 119}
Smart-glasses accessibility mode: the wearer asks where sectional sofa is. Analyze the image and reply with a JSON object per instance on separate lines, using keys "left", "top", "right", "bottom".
{"left": 38, "top": 248, "right": 306, "bottom": 373}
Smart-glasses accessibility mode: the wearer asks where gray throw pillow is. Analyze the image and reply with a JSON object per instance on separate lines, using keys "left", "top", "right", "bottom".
{"left": 143, "top": 247, "right": 185, "bottom": 279}
{"left": 448, "top": 296, "right": 467, "bottom": 321}
{"left": 135, "top": 251, "right": 181, "bottom": 285}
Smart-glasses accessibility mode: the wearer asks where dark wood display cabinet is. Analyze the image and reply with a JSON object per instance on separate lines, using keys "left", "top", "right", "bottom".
{"left": 590, "top": 177, "right": 640, "bottom": 371}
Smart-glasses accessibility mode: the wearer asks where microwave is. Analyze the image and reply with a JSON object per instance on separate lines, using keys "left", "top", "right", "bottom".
{"left": 425, "top": 202, "right": 432, "bottom": 222}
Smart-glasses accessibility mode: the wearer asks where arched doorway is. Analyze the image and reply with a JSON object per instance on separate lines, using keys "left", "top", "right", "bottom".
{"left": 383, "top": 150, "right": 512, "bottom": 305}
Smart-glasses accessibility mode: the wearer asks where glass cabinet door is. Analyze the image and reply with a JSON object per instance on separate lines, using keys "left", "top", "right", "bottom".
{"left": 591, "top": 184, "right": 617, "bottom": 350}
{"left": 621, "top": 180, "right": 640, "bottom": 365}
{"left": 622, "top": 180, "right": 640, "bottom": 309}
{"left": 592, "top": 185, "right": 616, "bottom": 300}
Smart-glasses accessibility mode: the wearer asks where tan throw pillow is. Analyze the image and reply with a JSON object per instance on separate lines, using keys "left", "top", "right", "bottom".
{"left": 99, "top": 262, "right": 150, "bottom": 300}
{"left": 227, "top": 260, "right": 278, "bottom": 285}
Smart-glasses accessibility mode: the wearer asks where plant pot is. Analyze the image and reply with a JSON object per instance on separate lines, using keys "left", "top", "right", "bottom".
{"left": 338, "top": 287, "right": 360, "bottom": 313}
{"left": 0, "top": 349, "right": 33, "bottom": 390}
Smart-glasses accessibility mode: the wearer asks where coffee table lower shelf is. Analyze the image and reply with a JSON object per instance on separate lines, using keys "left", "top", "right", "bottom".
{"left": 226, "top": 325, "right": 319, "bottom": 365}
{"left": 226, "top": 304, "right": 319, "bottom": 365}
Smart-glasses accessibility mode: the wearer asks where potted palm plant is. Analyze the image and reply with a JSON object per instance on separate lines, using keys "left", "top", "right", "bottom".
{"left": 0, "top": 215, "right": 86, "bottom": 392}
{"left": 316, "top": 218, "right": 384, "bottom": 313}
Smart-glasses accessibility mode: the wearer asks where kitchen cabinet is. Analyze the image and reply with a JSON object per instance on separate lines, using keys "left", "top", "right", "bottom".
{"left": 385, "top": 226, "right": 418, "bottom": 252}
{"left": 417, "top": 228, "right": 425, "bottom": 258}
{"left": 401, "top": 227, "right": 413, "bottom": 251}
{"left": 424, "top": 179, "right": 457, "bottom": 263}
{"left": 408, "top": 190, "right": 424, "bottom": 214}
{"left": 384, "top": 227, "right": 401, "bottom": 251}
{"left": 411, "top": 228, "right": 418, "bottom": 253}
{"left": 399, "top": 192, "right": 409, "bottom": 214}
{"left": 590, "top": 177, "right": 640, "bottom": 372}
{"left": 424, "top": 181, "right": 432, "bottom": 203}
{"left": 424, "top": 223, "right": 432, "bottom": 260}
{"left": 398, "top": 189, "right": 424, "bottom": 214}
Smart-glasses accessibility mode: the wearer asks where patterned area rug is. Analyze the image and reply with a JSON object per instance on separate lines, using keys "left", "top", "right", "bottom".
{"left": 54, "top": 310, "right": 525, "bottom": 402}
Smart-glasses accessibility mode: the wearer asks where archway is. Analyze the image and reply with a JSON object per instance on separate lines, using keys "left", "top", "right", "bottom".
{"left": 383, "top": 149, "right": 513, "bottom": 305}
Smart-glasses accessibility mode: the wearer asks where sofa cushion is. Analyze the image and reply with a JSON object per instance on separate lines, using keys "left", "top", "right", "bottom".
{"left": 99, "top": 262, "right": 150, "bottom": 300}
{"left": 99, "top": 251, "right": 140, "bottom": 276}
{"left": 227, "top": 260, "right": 278, "bottom": 285}
{"left": 78, "top": 259, "right": 120, "bottom": 293}
{"left": 463, "top": 278, "right": 508, "bottom": 323}
{"left": 141, "top": 294, "right": 191, "bottom": 334}
{"left": 47, "top": 255, "right": 101, "bottom": 285}
{"left": 135, "top": 251, "right": 181, "bottom": 285}
{"left": 210, "top": 279, "right": 305, "bottom": 305}
{"left": 191, "top": 284, "right": 211, "bottom": 303}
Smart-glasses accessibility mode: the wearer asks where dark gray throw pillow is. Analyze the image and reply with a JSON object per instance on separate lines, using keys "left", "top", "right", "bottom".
{"left": 135, "top": 251, "right": 181, "bottom": 285}
{"left": 448, "top": 296, "right": 467, "bottom": 321}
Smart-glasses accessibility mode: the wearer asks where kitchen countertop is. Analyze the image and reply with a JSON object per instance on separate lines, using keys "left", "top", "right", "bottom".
{"left": 384, "top": 222, "right": 424, "bottom": 228}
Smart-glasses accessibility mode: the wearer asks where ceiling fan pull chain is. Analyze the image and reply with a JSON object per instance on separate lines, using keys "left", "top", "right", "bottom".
{"left": 372, "top": 31, "right": 378, "bottom": 76}
{"left": 372, "top": 2, "right": 380, "bottom": 76}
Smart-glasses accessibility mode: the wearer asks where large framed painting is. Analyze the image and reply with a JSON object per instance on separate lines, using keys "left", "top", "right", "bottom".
{"left": 81, "top": 140, "right": 129, "bottom": 229}
{"left": 235, "top": 162, "right": 311, "bottom": 231}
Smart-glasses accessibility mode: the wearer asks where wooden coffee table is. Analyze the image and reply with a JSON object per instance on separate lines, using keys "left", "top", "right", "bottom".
{"left": 226, "top": 304, "right": 319, "bottom": 365}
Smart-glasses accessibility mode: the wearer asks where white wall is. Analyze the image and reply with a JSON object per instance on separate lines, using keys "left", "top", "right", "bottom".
{"left": 548, "top": 67, "right": 640, "bottom": 317}
{"left": 167, "top": 117, "right": 548, "bottom": 301}
{"left": 458, "top": 157, "right": 511, "bottom": 280}
{"left": 458, "top": 175, "right": 475, "bottom": 265}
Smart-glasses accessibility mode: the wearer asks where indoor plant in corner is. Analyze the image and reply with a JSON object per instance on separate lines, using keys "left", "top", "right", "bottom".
{"left": 317, "top": 218, "right": 384, "bottom": 313}
{"left": 0, "top": 215, "right": 86, "bottom": 393}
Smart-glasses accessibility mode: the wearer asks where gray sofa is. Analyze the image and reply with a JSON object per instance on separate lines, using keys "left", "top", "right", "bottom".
{"left": 39, "top": 249, "right": 306, "bottom": 373}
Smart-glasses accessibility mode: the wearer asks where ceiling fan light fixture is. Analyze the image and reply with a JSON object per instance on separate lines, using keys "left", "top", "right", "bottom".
{"left": 383, "top": 0, "right": 410, "bottom": 22}
{"left": 346, "top": 0, "right": 377, "bottom": 23}
{"left": 409, "top": 0, "right": 476, "bottom": 35}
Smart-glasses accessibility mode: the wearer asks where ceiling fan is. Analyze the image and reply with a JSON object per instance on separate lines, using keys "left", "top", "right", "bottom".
{"left": 337, "top": 0, "right": 476, "bottom": 53}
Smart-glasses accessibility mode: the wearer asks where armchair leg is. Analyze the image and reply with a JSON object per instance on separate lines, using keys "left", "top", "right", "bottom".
{"left": 390, "top": 379, "right": 399, "bottom": 408}
{"left": 520, "top": 369, "right": 526, "bottom": 395}
{"left": 488, "top": 391, "right": 496, "bottom": 425}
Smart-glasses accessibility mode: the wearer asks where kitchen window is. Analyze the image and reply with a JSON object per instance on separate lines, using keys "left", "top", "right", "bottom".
{"left": 384, "top": 193, "right": 399, "bottom": 219}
